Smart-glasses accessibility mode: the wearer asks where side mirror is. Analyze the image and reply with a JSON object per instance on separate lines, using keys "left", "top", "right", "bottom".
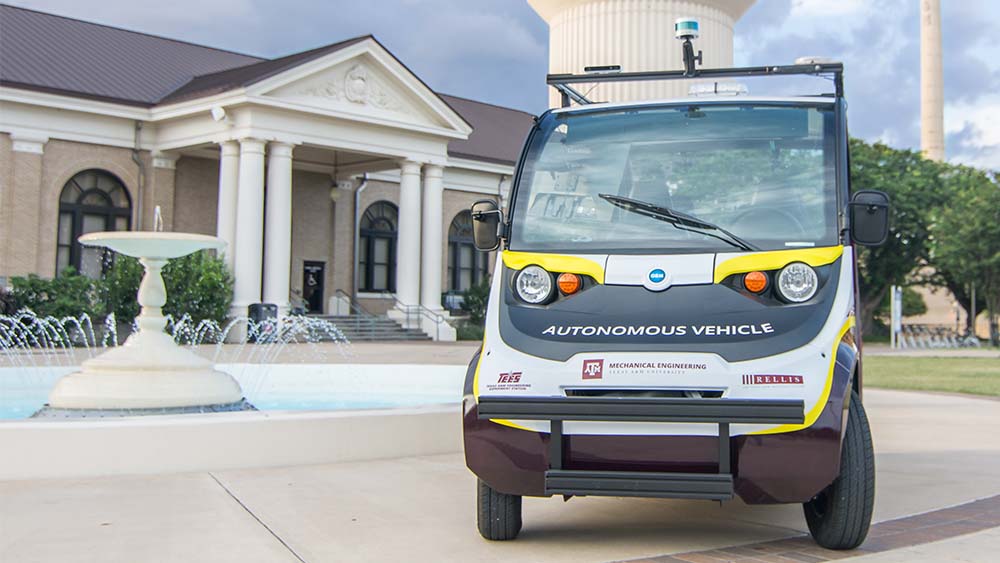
{"left": 471, "top": 200, "right": 503, "bottom": 251}
{"left": 849, "top": 190, "right": 890, "bottom": 246}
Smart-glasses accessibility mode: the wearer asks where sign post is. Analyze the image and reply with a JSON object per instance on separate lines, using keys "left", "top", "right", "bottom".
{"left": 890, "top": 285, "right": 903, "bottom": 349}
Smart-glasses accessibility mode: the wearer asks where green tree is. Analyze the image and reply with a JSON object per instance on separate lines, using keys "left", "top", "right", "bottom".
{"left": 931, "top": 169, "right": 1000, "bottom": 344}
{"left": 875, "top": 286, "right": 928, "bottom": 318}
{"left": 849, "top": 139, "right": 949, "bottom": 334}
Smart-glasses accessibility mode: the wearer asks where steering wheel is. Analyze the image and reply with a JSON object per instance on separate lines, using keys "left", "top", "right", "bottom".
{"left": 730, "top": 208, "right": 808, "bottom": 239}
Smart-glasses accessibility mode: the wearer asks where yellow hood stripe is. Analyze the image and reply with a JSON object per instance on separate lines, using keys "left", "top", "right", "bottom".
{"left": 748, "top": 316, "right": 855, "bottom": 435}
{"left": 474, "top": 314, "right": 532, "bottom": 432}
{"left": 502, "top": 251, "right": 606, "bottom": 284}
{"left": 714, "top": 246, "right": 843, "bottom": 283}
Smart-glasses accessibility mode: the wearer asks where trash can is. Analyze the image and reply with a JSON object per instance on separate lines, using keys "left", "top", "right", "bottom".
{"left": 247, "top": 303, "right": 278, "bottom": 343}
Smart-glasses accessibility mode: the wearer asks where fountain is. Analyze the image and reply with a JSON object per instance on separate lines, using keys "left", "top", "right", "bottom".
{"left": 36, "top": 231, "right": 250, "bottom": 416}
{"left": 0, "top": 216, "right": 460, "bottom": 479}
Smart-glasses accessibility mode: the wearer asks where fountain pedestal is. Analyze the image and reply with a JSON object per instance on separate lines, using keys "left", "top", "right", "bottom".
{"left": 41, "top": 232, "right": 246, "bottom": 414}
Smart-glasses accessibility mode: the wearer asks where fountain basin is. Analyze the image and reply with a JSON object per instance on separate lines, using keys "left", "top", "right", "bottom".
{"left": 0, "top": 364, "right": 464, "bottom": 479}
{"left": 78, "top": 231, "right": 224, "bottom": 258}
{"left": 44, "top": 329, "right": 244, "bottom": 410}
{"left": 2, "top": 364, "right": 464, "bottom": 420}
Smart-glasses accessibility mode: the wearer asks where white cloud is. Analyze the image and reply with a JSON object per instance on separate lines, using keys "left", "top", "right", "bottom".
{"left": 9, "top": 0, "right": 259, "bottom": 31}
{"left": 945, "top": 93, "right": 1000, "bottom": 169}
{"left": 756, "top": 0, "right": 880, "bottom": 39}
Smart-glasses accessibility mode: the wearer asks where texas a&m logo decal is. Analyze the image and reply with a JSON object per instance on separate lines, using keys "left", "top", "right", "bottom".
{"left": 582, "top": 359, "right": 604, "bottom": 380}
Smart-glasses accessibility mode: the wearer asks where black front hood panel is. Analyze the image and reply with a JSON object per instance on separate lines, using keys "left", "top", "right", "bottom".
{"left": 499, "top": 260, "right": 840, "bottom": 362}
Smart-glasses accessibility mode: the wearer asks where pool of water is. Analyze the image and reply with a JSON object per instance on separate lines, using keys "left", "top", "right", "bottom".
{"left": 0, "top": 364, "right": 465, "bottom": 420}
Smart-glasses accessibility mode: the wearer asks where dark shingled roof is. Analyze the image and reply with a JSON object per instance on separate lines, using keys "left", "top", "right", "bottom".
{"left": 160, "top": 36, "right": 372, "bottom": 104}
{"left": 0, "top": 4, "right": 535, "bottom": 165}
{"left": 0, "top": 4, "right": 262, "bottom": 105}
{"left": 438, "top": 94, "right": 535, "bottom": 165}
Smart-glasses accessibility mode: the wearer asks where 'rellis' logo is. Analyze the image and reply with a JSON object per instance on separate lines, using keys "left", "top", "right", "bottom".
{"left": 742, "top": 374, "right": 804, "bottom": 385}
{"left": 582, "top": 359, "right": 604, "bottom": 380}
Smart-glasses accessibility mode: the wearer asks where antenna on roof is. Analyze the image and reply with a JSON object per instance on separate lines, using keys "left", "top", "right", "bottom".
{"left": 675, "top": 18, "right": 703, "bottom": 76}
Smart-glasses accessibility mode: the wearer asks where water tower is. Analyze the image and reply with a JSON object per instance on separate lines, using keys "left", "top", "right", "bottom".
{"left": 528, "top": 0, "right": 757, "bottom": 106}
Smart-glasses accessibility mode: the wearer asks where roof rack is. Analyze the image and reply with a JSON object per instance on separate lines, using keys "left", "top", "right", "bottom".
{"left": 548, "top": 62, "right": 844, "bottom": 108}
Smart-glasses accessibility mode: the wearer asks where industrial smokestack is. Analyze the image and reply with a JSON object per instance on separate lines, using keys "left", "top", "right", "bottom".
{"left": 920, "top": 0, "right": 944, "bottom": 161}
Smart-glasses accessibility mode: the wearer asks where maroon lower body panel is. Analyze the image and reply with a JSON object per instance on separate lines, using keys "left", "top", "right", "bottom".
{"left": 463, "top": 341, "right": 855, "bottom": 505}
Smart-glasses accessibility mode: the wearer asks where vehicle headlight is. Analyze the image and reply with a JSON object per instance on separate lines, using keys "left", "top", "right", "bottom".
{"left": 515, "top": 265, "right": 554, "bottom": 304}
{"left": 777, "top": 262, "right": 818, "bottom": 302}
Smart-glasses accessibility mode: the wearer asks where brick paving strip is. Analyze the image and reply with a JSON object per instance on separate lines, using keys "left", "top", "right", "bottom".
{"left": 617, "top": 494, "right": 1000, "bottom": 563}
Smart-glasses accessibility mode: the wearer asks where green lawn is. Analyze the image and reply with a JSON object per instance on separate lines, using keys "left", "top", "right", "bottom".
{"left": 863, "top": 356, "right": 1000, "bottom": 397}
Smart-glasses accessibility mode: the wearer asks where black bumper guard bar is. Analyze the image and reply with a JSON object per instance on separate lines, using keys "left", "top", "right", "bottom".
{"left": 478, "top": 396, "right": 805, "bottom": 501}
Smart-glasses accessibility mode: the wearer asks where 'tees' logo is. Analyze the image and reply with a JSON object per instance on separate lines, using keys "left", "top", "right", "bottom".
{"left": 498, "top": 372, "right": 521, "bottom": 383}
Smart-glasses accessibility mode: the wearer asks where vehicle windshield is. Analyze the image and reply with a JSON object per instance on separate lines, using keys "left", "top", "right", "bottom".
{"left": 509, "top": 103, "right": 839, "bottom": 253}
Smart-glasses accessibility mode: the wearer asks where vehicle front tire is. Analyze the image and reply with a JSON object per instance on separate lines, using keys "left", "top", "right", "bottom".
{"left": 477, "top": 479, "right": 522, "bottom": 540}
{"left": 803, "top": 390, "right": 875, "bottom": 549}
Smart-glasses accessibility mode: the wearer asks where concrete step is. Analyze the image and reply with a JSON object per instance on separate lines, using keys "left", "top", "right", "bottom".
{"left": 306, "top": 314, "right": 432, "bottom": 342}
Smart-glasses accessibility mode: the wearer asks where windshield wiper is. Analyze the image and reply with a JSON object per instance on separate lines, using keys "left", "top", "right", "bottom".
{"left": 598, "top": 193, "right": 759, "bottom": 252}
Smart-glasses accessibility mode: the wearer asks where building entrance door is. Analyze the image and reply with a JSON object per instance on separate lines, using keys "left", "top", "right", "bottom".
{"left": 302, "top": 261, "right": 325, "bottom": 314}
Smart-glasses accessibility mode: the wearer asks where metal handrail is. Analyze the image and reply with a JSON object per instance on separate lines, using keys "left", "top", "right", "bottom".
{"left": 378, "top": 291, "right": 450, "bottom": 340}
{"left": 330, "top": 289, "right": 383, "bottom": 337}
{"left": 333, "top": 289, "right": 375, "bottom": 318}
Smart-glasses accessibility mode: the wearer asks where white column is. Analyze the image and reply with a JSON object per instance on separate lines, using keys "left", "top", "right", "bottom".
{"left": 216, "top": 141, "right": 240, "bottom": 271}
{"left": 395, "top": 160, "right": 423, "bottom": 306}
{"left": 420, "top": 164, "right": 445, "bottom": 311}
{"left": 231, "top": 138, "right": 266, "bottom": 316}
{"left": 263, "top": 142, "right": 294, "bottom": 312}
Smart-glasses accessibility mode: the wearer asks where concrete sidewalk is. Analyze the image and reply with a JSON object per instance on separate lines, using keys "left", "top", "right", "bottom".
{"left": 2, "top": 388, "right": 998, "bottom": 563}
{"left": 863, "top": 343, "right": 999, "bottom": 358}
{"left": 843, "top": 526, "right": 1000, "bottom": 562}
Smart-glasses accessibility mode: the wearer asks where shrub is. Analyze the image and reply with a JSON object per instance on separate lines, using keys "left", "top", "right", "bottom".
{"left": 0, "top": 286, "right": 19, "bottom": 315}
{"left": 101, "top": 255, "right": 143, "bottom": 322}
{"left": 456, "top": 321, "right": 485, "bottom": 341}
{"left": 9, "top": 267, "right": 104, "bottom": 319}
{"left": 103, "top": 252, "right": 234, "bottom": 326}
{"left": 460, "top": 276, "right": 491, "bottom": 325}
{"left": 162, "top": 251, "right": 233, "bottom": 325}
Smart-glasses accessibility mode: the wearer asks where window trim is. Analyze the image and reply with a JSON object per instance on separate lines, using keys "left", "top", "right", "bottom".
{"left": 447, "top": 210, "right": 489, "bottom": 292}
{"left": 358, "top": 201, "right": 398, "bottom": 293}
{"left": 56, "top": 169, "right": 132, "bottom": 276}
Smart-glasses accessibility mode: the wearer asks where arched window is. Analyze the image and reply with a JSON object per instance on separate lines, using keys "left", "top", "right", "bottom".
{"left": 358, "top": 201, "right": 398, "bottom": 292}
{"left": 57, "top": 169, "right": 132, "bottom": 277}
{"left": 448, "top": 210, "right": 489, "bottom": 292}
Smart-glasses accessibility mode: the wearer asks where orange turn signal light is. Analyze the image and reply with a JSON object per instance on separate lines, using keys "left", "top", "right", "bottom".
{"left": 743, "top": 271, "right": 768, "bottom": 293}
{"left": 557, "top": 272, "right": 582, "bottom": 295}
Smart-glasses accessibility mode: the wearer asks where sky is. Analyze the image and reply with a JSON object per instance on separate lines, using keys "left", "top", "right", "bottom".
{"left": 8, "top": 0, "right": 1000, "bottom": 170}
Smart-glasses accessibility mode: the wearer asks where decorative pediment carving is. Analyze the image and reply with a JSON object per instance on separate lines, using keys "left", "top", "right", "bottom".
{"left": 286, "top": 63, "right": 402, "bottom": 112}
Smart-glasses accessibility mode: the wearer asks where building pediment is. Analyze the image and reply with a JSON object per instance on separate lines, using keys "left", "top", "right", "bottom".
{"left": 250, "top": 40, "right": 472, "bottom": 139}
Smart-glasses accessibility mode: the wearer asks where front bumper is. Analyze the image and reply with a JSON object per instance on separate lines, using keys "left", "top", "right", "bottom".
{"left": 476, "top": 396, "right": 803, "bottom": 501}
{"left": 465, "top": 383, "right": 850, "bottom": 504}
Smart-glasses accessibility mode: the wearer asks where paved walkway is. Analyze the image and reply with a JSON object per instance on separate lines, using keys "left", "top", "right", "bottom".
{"left": 2, "top": 388, "right": 998, "bottom": 562}
{"left": 863, "top": 343, "right": 999, "bottom": 358}
{"left": 31, "top": 339, "right": 998, "bottom": 367}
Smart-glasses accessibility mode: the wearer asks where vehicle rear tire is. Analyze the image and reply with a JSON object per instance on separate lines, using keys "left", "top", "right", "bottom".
{"left": 803, "top": 390, "right": 875, "bottom": 549}
{"left": 477, "top": 479, "right": 522, "bottom": 540}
